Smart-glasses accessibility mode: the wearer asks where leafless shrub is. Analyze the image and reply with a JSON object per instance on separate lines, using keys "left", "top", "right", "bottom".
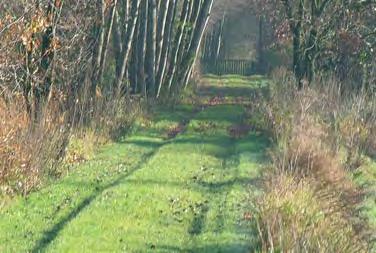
{"left": 0, "top": 95, "right": 69, "bottom": 195}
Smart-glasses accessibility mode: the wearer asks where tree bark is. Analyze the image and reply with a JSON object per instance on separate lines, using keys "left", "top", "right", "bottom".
{"left": 166, "top": 0, "right": 190, "bottom": 92}
{"left": 155, "top": 0, "right": 169, "bottom": 75}
{"left": 130, "top": 10, "right": 140, "bottom": 94}
{"left": 257, "top": 15, "right": 264, "bottom": 73}
{"left": 114, "top": 0, "right": 141, "bottom": 93}
{"left": 98, "top": 0, "right": 118, "bottom": 85}
{"left": 137, "top": 0, "right": 148, "bottom": 97}
{"left": 91, "top": 0, "right": 106, "bottom": 94}
{"left": 156, "top": 0, "right": 177, "bottom": 97}
{"left": 178, "top": 0, "right": 214, "bottom": 89}
{"left": 35, "top": 0, "right": 62, "bottom": 120}
{"left": 113, "top": 9, "right": 123, "bottom": 78}
{"left": 145, "top": 0, "right": 157, "bottom": 97}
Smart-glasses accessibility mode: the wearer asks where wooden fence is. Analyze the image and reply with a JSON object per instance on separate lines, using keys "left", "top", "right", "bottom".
{"left": 201, "top": 59, "right": 256, "bottom": 76}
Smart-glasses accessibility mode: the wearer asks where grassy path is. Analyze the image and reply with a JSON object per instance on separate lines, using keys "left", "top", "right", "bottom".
{"left": 0, "top": 76, "right": 269, "bottom": 252}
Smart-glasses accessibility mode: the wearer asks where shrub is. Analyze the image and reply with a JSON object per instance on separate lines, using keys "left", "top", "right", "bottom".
{"left": 72, "top": 81, "right": 146, "bottom": 141}
{"left": 0, "top": 80, "right": 145, "bottom": 196}
{"left": 0, "top": 97, "right": 69, "bottom": 195}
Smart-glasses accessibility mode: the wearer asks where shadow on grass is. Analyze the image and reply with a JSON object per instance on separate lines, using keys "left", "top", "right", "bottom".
{"left": 188, "top": 203, "right": 210, "bottom": 236}
{"left": 27, "top": 79, "right": 270, "bottom": 252}
{"left": 156, "top": 243, "right": 256, "bottom": 253}
{"left": 30, "top": 103, "right": 203, "bottom": 252}
{"left": 30, "top": 144, "right": 164, "bottom": 253}
{"left": 197, "top": 177, "right": 259, "bottom": 192}
{"left": 198, "top": 85, "right": 269, "bottom": 99}
{"left": 123, "top": 134, "right": 269, "bottom": 159}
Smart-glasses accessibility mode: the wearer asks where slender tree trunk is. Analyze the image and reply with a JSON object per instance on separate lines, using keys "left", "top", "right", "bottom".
{"left": 145, "top": 0, "right": 157, "bottom": 97}
{"left": 304, "top": 28, "right": 318, "bottom": 83}
{"left": 155, "top": 0, "right": 169, "bottom": 74}
{"left": 166, "top": 0, "right": 190, "bottom": 91}
{"left": 176, "top": 0, "right": 195, "bottom": 66}
{"left": 130, "top": 13, "right": 140, "bottom": 93}
{"left": 257, "top": 15, "right": 264, "bottom": 73}
{"left": 98, "top": 0, "right": 118, "bottom": 85}
{"left": 35, "top": 0, "right": 62, "bottom": 120}
{"left": 215, "top": 14, "right": 225, "bottom": 60}
{"left": 156, "top": 0, "right": 177, "bottom": 97}
{"left": 91, "top": 0, "right": 106, "bottom": 94}
{"left": 178, "top": 0, "right": 214, "bottom": 88}
{"left": 184, "top": 0, "right": 202, "bottom": 56}
{"left": 137, "top": 0, "right": 148, "bottom": 97}
{"left": 115, "top": 0, "right": 141, "bottom": 93}
{"left": 113, "top": 9, "right": 123, "bottom": 78}
{"left": 122, "top": 0, "right": 130, "bottom": 36}
{"left": 283, "top": 0, "right": 304, "bottom": 87}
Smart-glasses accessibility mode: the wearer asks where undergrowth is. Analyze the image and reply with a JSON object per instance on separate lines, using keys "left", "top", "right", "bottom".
{"left": 0, "top": 84, "right": 145, "bottom": 197}
{"left": 250, "top": 68, "right": 375, "bottom": 252}
{"left": 0, "top": 97, "right": 69, "bottom": 195}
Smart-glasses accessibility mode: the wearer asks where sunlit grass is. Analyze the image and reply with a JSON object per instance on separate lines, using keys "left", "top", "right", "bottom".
{"left": 0, "top": 77, "right": 269, "bottom": 252}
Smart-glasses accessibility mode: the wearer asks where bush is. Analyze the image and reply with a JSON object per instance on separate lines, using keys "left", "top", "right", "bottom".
{"left": 260, "top": 68, "right": 375, "bottom": 168}
{"left": 0, "top": 81, "right": 145, "bottom": 196}
{"left": 0, "top": 97, "right": 69, "bottom": 195}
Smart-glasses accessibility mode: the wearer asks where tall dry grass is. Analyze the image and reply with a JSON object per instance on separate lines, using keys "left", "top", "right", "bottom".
{"left": 69, "top": 81, "right": 146, "bottom": 147}
{"left": 250, "top": 68, "right": 375, "bottom": 252}
{"left": 0, "top": 95, "right": 69, "bottom": 195}
{"left": 0, "top": 81, "right": 145, "bottom": 196}
{"left": 253, "top": 173, "right": 368, "bottom": 253}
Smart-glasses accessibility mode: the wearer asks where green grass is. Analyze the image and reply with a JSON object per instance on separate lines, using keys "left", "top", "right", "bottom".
{"left": 353, "top": 157, "right": 376, "bottom": 242}
{"left": 199, "top": 75, "right": 269, "bottom": 105}
{"left": 0, "top": 76, "right": 269, "bottom": 252}
{"left": 202, "top": 75, "right": 268, "bottom": 88}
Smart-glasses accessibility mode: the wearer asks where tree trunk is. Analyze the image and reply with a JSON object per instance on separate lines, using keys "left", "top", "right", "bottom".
{"left": 129, "top": 15, "right": 139, "bottom": 94}
{"left": 145, "top": 0, "right": 157, "bottom": 97}
{"left": 98, "top": 0, "right": 118, "bottom": 85}
{"left": 137, "top": 0, "right": 148, "bottom": 97}
{"left": 115, "top": 0, "right": 141, "bottom": 93}
{"left": 113, "top": 9, "right": 123, "bottom": 78}
{"left": 91, "top": 0, "right": 106, "bottom": 95}
{"left": 256, "top": 15, "right": 264, "bottom": 74}
{"left": 215, "top": 14, "right": 225, "bottom": 60}
{"left": 184, "top": 0, "right": 202, "bottom": 56}
{"left": 283, "top": 0, "right": 304, "bottom": 87}
{"left": 156, "top": 0, "right": 177, "bottom": 97}
{"left": 155, "top": 0, "right": 169, "bottom": 75}
{"left": 178, "top": 0, "right": 214, "bottom": 89}
{"left": 35, "top": 0, "right": 62, "bottom": 120}
{"left": 166, "top": 0, "right": 190, "bottom": 92}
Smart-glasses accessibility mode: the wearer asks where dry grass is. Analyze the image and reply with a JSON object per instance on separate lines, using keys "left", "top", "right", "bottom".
{"left": 0, "top": 82, "right": 145, "bottom": 196}
{"left": 263, "top": 68, "right": 376, "bottom": 171}
{"left": 253, "top": 173, "right": 368, "bottom": 253}
{"left": 71, "top": 80, "right": 146, "bottom": 141}
{"left": 64, "top": 94, "right": 145, "bottom": 164}
{"left": 0, "top": 97, "right": 69, "bottom": 195}
{"left": 251, "top": 68, "right": 374, "bottom": 251}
